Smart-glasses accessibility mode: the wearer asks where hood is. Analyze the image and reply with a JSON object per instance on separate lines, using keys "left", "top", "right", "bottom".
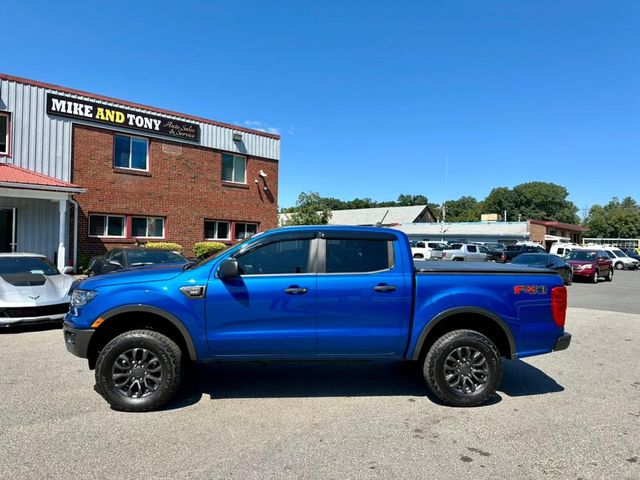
{"left": 0, "top": 273, "right": 75, "bottom": 307}
{"left": 80, "top": 264, "right": 186, "bottom": 290}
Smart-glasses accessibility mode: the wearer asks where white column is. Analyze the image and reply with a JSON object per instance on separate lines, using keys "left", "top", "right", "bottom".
{"left": 57, "top": 199, "right": 68, "bottom": 270}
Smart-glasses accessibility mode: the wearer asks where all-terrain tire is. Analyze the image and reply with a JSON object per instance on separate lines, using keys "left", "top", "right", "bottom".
{"left": 95, "top": 330, "right": 183, "bottom": 412}
{"left": 423, "top": 329, "right": 502, "bottom": 407}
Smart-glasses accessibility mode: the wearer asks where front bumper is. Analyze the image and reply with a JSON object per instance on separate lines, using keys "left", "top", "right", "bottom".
{"left": 0, "top": 313, "right": 66, "bottom": 326}
{"left": 571, "top": 268, "right": 595, "bottom": 278}
{"left": 63, "top": 322, "right": 95, "bottom": 358}
{"left": 554, "top": 332, "right": 572, "bottom": 352}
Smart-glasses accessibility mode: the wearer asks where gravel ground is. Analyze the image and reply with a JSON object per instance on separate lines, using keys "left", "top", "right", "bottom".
{"left": 1, "top": 307, "right": 639, "bottom": 480}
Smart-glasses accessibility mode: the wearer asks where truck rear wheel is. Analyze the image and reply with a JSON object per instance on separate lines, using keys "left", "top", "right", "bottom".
{"left": 423, "top": 329, "right": 502, "bottom": 407}
{"left": 95, "top": 329, "right": 183, "bottom": 412}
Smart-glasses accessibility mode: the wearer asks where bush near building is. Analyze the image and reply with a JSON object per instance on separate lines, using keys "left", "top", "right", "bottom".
{"left": 145, "top": 242, "right": 184, "bottom": 253}
{"left": 193, "top": 241, "right": 226, "bottom": 259}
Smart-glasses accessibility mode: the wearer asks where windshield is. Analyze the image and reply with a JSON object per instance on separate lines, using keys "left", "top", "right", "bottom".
{"left": 610, "top": 249, "right": 627, "bottom": 258}
{"left": 506, "top": 246, "right": 522, "bottom": 252}
{"left": 512, "top": 254, "right": 546, "bottom": 266}
{"left": 0, "top": 256, "right": 59, "bottom": 275}
{"left": 127, "top": 250, "right": 186, "bottom": 266}
{"left": 566, "top": 250, "right": 597, "bottom": 261}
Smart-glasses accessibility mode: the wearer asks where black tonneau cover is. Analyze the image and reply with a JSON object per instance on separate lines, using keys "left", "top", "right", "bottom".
{"left": 414, "top": 260, "right": 555, "bottom": 275}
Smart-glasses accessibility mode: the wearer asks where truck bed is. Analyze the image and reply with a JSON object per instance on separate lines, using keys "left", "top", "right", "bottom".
{"left": 414, "top": 260, "right": 555, "bottom": 275}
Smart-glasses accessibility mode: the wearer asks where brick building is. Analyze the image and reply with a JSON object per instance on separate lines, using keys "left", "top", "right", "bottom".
{"left": 0, "top": 73, "right": 280, "bottom": 268}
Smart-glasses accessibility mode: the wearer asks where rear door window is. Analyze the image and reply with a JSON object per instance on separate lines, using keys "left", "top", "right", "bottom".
{"left": 326, "top": 239, "right": 392, "bottom": 273}
{"left": 467, "top": 245, "right": 477, "bottom": 253}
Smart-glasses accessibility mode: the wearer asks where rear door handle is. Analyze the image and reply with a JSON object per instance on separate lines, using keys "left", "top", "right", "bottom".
{"left": 373, "top": 284, "right": 396, "bottom": 293}
{"left": 284, "top": 286, "right": 308, "bottom": 295}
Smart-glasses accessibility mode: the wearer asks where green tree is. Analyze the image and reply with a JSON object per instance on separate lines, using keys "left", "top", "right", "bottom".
{"left": 584, "top": 197, "right": 640, "bottom": 238}
{"left": 444, "top": 196, "right": 481, "bottom": 222}
{"left": 283, "top": 191, "right": 332, "bottom": 225}
{"left": 482, "top": 187, "right": 517, "bottom": 220}
{"left": 397, "top": 194, "right": 429, "bottom": 206}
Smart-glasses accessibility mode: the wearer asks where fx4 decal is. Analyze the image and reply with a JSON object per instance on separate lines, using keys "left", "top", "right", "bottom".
{"left": 513, "top": 285, "right": 548, "bottom": 295}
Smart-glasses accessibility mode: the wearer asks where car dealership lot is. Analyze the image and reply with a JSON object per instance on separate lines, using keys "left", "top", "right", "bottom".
{"left": 1, "top": 280, "right": 639, "bottom": 479}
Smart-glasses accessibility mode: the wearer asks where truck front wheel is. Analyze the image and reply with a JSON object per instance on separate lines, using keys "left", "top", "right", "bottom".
{"left": 95, "top": 329, "right": 183, "bottom": 412}
{"left": 423, "top": 329, "right": 502, "bottom": 407}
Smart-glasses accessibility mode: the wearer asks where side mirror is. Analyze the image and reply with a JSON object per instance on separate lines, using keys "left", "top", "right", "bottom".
{"left": 62, "top": 266, "right": 74, "bottom": 274}
{"left": 218, "top": 258, "right": 240, "bottom": 278}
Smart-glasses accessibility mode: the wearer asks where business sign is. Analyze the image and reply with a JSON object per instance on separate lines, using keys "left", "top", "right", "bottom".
{"left": 46, "top": 93, "right": 200, "bottom": 141}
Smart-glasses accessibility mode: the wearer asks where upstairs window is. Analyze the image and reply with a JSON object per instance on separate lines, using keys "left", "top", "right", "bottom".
{"left": 131, "top": 217, "right": 165, "bottom": 238}
{"left": 222, "top": 153, "right": 246, "bottom": 183}
{"left": 0, "top": 113, "right": 9, "bottom": 155}
{"left": 89, "top": 215, "right": 125, "bottom": 238}
{"left": 114, "top": 134, "right": 148, "bottom": 170}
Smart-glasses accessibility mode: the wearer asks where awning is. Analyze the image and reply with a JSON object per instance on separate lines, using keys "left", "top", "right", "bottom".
{"left": 545, "top": 234, "right": 571, "bottom": 242}
{"left": 0, "top": 163, "right": 84, "bottom": 194}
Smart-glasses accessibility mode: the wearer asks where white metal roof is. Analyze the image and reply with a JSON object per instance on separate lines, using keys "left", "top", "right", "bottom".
{"left": 394, "top": 221, "right": 529, "bottom": 238}
{"left": 327, "top": 205, "right": 431, "bottom": 226}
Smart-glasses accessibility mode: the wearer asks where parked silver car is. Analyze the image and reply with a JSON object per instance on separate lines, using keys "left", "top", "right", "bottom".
{"left": 0, "top": 253, "right": 75, "bottom": 326}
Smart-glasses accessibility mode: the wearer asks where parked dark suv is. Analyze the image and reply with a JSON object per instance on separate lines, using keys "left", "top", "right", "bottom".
{"left": 499, "top": 244, "right": 546, "bottom": 263}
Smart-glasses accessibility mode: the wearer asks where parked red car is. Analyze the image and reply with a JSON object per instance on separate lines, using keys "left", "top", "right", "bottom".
{"left": 565, "top": 249, "right": 613, "bottom": 283}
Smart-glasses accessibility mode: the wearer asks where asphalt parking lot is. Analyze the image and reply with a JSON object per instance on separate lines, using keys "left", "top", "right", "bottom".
{"left": 1, "top": 274, "right": 639, "bottom": 479}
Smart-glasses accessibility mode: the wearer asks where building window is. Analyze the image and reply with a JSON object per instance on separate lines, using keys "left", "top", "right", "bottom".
{"left": 235, "top": 222, "right": 258, "bottom": 241}
{"left": 0, "top": 113, "right": 9, "bottom": 155}
{"left": 114, "top": 134, "right": 148, "bottom": 170}
{"left": 89, "top": 215, "right": 126, "bottom": 238}
{"left": 222, "top": 153, "right": 246, "bottom": 183}
{"left": 204, "top": 220, "right": 230, "bottom": 240}
{"left": 131, "top": 217, "right": 165, "bottom": 238}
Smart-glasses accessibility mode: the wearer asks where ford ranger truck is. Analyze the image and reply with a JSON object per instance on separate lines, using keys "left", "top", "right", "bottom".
{"left": 63, "top": 226, "right": 571, "bottom": 412}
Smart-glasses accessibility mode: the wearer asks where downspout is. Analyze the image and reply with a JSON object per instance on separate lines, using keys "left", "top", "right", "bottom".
{"left": 70, "top": 197, "right": 79, "bottom": 272}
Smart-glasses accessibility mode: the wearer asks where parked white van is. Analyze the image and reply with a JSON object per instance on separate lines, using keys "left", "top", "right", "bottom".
{"left": 549, "top": 242, "right": 581, "bottom": 257}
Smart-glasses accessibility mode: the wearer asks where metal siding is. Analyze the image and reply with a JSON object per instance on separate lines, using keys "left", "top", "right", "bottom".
{"left": 0, "top": 79, "right": 279, "bottom": 184}
{"left": 0, "top": 197, "right": 60, "bottom": 260}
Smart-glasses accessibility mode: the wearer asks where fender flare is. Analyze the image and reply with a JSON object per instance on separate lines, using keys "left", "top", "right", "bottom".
{"left": 100, "top": 305, "right": 198, "bottom": 361}
{"left": 411, "top": 306, "right": 517, "bottom": 360}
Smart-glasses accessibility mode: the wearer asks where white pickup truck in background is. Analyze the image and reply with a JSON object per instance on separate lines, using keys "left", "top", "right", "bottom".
{"left": 410, "top": 241, "right": 448, "bottom": 260}
{"left": 442, "top": 243, "right": 488, "bottom": 261}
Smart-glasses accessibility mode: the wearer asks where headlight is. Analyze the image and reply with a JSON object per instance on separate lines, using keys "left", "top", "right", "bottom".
{"left": 70, "top": 289, "right": 97, "bottom": 307}
{"left": 578, "top": 264, "right": 593, "bottom": 270}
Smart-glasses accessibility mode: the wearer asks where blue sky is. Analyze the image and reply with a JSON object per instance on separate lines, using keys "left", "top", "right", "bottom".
{"left": 4, "top": 1, "right": 638, "bottom": 215}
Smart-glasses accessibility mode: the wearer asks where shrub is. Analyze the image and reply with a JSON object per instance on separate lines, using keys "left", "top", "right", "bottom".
{"left": 193, "top": 241, "right": 226, "bottom": 259}
{"left": 145, "top": 242, "right": 184, "bottom": 253}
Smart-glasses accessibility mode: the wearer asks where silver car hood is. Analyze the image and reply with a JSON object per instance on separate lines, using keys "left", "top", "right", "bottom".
{"left": 0, "top": 273, "right": 74, "bottom": 307}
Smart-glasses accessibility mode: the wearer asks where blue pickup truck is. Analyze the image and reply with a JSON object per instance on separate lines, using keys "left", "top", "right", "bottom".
{"left": 63, "top": 226, "right": 570, "bottom": 411}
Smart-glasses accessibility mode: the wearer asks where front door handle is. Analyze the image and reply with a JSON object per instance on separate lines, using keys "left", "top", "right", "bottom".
{"left": 284, "top": 286, "right": 308, "bottom": 295}
{"left": 373, "top": 284, "right": 396, "bottom": 293}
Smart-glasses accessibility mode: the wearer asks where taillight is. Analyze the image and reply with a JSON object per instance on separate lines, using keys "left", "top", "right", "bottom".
{"left": 551, "top": 286, "right": 567, "bottom": 328}
{"left": 500, "top": 253, "right": 506, "bottom": 262}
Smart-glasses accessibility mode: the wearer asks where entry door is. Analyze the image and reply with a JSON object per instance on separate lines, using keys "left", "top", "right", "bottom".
{"left": 315, "top": 236, "right": 411, "bottom": 357}
{"left": 0, "top": 208, "right": 17, "bottom": 253}
{"left": 205, "top": 237, "right": 317, "bottom": 357}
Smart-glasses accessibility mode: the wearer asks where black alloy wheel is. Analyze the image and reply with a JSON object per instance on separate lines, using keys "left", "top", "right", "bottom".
{"left": 95, "top": 330, "right": 183, "bottom": 412}
{"left": 423, "top": 329, "right": 502, "bottom": 407}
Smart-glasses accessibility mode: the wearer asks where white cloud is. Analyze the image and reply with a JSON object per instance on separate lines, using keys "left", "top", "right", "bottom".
{"left": 241, "top": 120, "right": 286, "bottom": 135}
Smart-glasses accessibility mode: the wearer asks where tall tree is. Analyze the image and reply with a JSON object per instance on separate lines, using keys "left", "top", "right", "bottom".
{"left": 584, "top": 197, "right": 640, "bottom": 238}
{"left": 444, "top": 196, "right": 481, "bottom": 222}
{"left": 482, "top": 187, "right": 517, "bottom": 220}
{"left": 283, "top": 191, "right": 332, "bottom": 225}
